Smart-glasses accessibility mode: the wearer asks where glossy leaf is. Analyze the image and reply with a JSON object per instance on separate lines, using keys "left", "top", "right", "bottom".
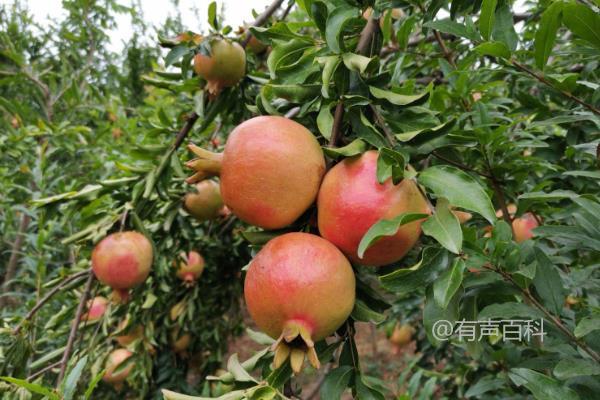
{"left": 422, "top": 198, "right": 463, "bottom": 254}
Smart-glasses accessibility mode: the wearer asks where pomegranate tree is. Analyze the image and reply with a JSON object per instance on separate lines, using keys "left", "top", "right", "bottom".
{"left": 244, "top": 232, "right": 355, "bottom": 373}
{"left": 91, "top": 231, "right": 153, "bottom": 301}
{"left": 183, "top": 180, "right": 226, "bottom": 222}
{"left": 318, "top": 151, "right": 429, "bottom": 266}
{"left": 193, "top": 38, "right": 246, "bottom": 95}
{"left": 174, "top": 250, "right": 205, "bottom": 284}
{"left": 186, "top": 116, "right": 326, "bottom": 229}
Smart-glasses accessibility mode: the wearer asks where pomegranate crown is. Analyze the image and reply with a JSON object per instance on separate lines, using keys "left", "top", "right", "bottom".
{"left": 185, "top": 144, "right": 223, "bottom": 184}
{"left": 272, "top": 320, "right": 320, "bottom": 374}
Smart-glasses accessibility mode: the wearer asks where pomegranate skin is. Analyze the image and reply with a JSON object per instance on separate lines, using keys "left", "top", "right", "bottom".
{"left": 183, "top": 180, "right": 224, "bottom": 222}
{"left": 83, "top": 296, "right": 108, "bottom": 322}
{"left": 193, "top": 39, "right": 246, "bottom": 91}
{"left": 220, "top": 116, "right": 326, "bottom": 229}
{"left": 92, "top": 231, "right": 153, "bottom": 290}
{"left": 103, "top": 349, "right": 133, "bottom": 384}
{"left": 175, "top": 251, "right": 205, "bottom": 283}
{"left": 244, "top": 232, "right": 355, "bottom": 341}
{"left": 513, "top": 212, "right": 539, "bottom": 243}
{"left": 317, "top": 151, "right": 429, "bottom": 266}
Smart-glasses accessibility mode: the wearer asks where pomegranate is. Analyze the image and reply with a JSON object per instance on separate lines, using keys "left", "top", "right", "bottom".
{"left": 186, "top": 116, "right": 326, "bottom": 230}
{"left": 83, "top": 296, "right": 108, "bottom": 322}
{"left": 92, "top": 231, "right": 153, "bottom": 301}
{"left": 171, "top": 329, "right": 192, "bottom": 354}
{"left": 174, "top": 251, "right": 205, "bottom": 284}
{"left": 452, "top": 209, "right": 472, "bottom": 224}
{"left": 390, "top": 323, "right": 413, "bottom": 347}
{"left": 244, "top": 232, "right": 355, "bottom": 373}
{"left": 317, "top": 151, "right": 429, "bottom": 266}
{"left": 115, "top": 318, "right": 144, "bottom": 347}
{"left": 512, "top": 212, "right": 539, "bottom": 243}
{"left": 103, "top": 349, "right": 133, "bottom": 385}
{"left": 193, "top": 38, "right": 246, "bottom": 95}
{"left": 176, "top": 32, "right": 203, "bottom": 45}
{"left": 183, "top": 180, "right": 225, "bottom": 222}
{"left": 246, "top": 35, "right": 267, "bottom": 54}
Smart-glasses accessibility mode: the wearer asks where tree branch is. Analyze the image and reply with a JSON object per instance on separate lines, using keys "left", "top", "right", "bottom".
{"left": 56, "top": 272, "right": 94, "bottom": 385}
{"left": 0, "top": 213, "right": 30, "bottom": 308}
{"left": 12, "top": 269, "right": 91, "bottom": 335}
{"left": 328, "top": 101, "right": 345, "bottom": 147}
{"left": 242, "top": 0, "right": 286, "bottom": 47}
{"left": 510, "top": 60, "right": 600, "bottom": 117}
{"left": 483, "top": 264, "right": 600, "bottom": 363}
{"left": 369, "top": 104, "right": 396, "bottom": 146}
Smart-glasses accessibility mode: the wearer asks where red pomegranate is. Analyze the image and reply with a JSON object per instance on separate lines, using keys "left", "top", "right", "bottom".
{"left": 186, "top": 116, "right": 326, "bottom": 230}
{"left": 83, "top": 296, "right": 108, "bottom": 322}
{"left": 103, "top": 349, "right": 133, "bottom": 385}
{"left": 92, "top": 231, "right": 153, "bottom": 300}
{"left": 174, "top": 251, "right": 205, "bottom": 284}
{"left": 317, "top": 151, "right": 429, "bottom": 266}
{"left": 513, "top": 212, "right": 539, "bottom": 243}
{"left": 183, "top": 180, "right": 225, "bottom": 222}
{"left": 244, "top": 232, "right": 355, "bottom": 373}
{"left": 193, "top": 38, "right": 246, "bottom": 95}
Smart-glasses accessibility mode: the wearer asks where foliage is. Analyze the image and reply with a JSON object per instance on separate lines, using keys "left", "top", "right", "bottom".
{"left": 1, "top": 0, "right": 600, "bottom": 399}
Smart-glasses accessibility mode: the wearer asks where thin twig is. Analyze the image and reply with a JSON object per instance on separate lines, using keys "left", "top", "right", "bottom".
{"left": 483, "top": 264, "right": 600, "bottom": 363}
{"left": 432, "top": 30, "right": 455, "bottom": 67}
{"left": 510, "top": 60, "right": 600, "bottom": 116}
{"left": 242, "top": 0, "right": 286, "bottom": 47}
{"left": 56, "top": 272, "right": 94, "bottom": 385}
{"left": 0, "top": 214, "right": 31, "bottom": 307}
{"left": 27, "top": 361, "right": 62, "bottom": 381}
{"left": 431, "top": 151, "right": 493, "bottom": 179}
{"left": 369, "top": 104, "right": 396, "bottom": 146}
{"left": 328, "top": 101, "right": 345, "bottom": 147}
{"left": 12, "top": 269, "right": 91, "bottom": 335}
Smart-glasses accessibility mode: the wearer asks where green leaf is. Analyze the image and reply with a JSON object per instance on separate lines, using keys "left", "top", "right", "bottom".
{"left": 508, "top": 368, "right": 580, "bottom": 400}
{"left": 478, "top": 302, "right": 543, "bottom": 320}
{"left": 479, "top": 0, "right": 498, "bottom": 40}
{"left": 369, "top": 85, "right": 431, "bottom": 106}
{"left": 320, "top": 366, "right": 353, "bottom": 399}
{"left": 317, "top": 103, "right": 334, "bottom": 139}
{"left": 574, "top": 316, "right": 600, "bottom": 338}
{"left": 342, "top": 53, "right": 377, "bottom": 74}
{"left": 62, "top": 356, "right": 88, "bottom": 400}
{"left": 358, "top": 212, "right": 429, "bottom": 258}
{"left": 419, "top": 165, "right": 496, "bottom": 223}
{"left": 562, "top": 3, "right": 600, "bottom": 49}
{"left": 84, "top": 370, "right": 104, "bottom": 399}
{"left": 474, "top": 41, "right": 511, "bottom": 59}
{"left": 519, "top": 190, "right": 578, "bottom": 201}
{"left": 533, "top": 249, "right": 565, "bottom": 315}
{"left": 245, "top": 328, "right": 275, "bottom": 346}
{"left": 316, "top": 55, "right": 341, "bottom": 98}
{"left": 493, "top": 4, "right": 518, "bottom": 51}
{"left": 352, "top": 299, "right": 386, "bottom": 324}
{"left": 207, "top": 1, "right": 218, "bottom": 30}
{"left": 164, "top": 45, "right": 190, "bottom": 67}
{"left": 0, "top": 377, "right": 60, "bottom": 400}
{"left": 554, "top": 358, "right": 600, "bottom": 380}
{"left": 433, "top": 258, "right": 465, "bottom": 309}
{"left": 423, "top": 285, "right": 460, "bottom": 345}
{"left": 355, "top": 373, "right": 385, "bottom": 400}
{"left": 465, "top": 376, "right": 506, "bottom": 398}
{"left": 395, "top": 119, "right": 455, "bottom": 142}
{"left": 380, "top": 246, "right": 450, "bottom": 294}
{"left": 226, "top": 354, "right": 257, "bottom": 383}
{"left": 397, "top": 16, "right": 418, "bottom": 50}
{"left": 323, "top": 139, "right": 367, "bottom": 159}
{"left": 162, "top": 389, "right": 245, "bottom": 400}
{"left": 326, "top": 6, "right": 358, "bottom": 53}
{"left": 422, "top": 198, "right": 463, "bottom": 254}
{"left": 376, "top": 148, "right": 407, "bottom": 184}
{"left": 423, "top": 19, "right": 481, "bottom": 41}
{"left": 250, "top": 23, "right": 313, "bottom": 44}
{"left": 534, "top": 1, "right": 564, "bottom": 69}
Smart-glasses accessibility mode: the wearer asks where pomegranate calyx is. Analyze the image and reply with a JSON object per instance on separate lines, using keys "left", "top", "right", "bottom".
{"left": 271, "top": 320, "right": 320, "bottom": 374}
{"left": 185, "top": 144, "right": 223, "bottom": 184}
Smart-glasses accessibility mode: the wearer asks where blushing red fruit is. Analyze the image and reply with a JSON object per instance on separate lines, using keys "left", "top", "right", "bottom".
{"left": 183, "top": 180, "right": 225, "bottom": 222}
{"left": 83, "top": 296, "right": 108, "bottom": 322}
{"left": 512, "top": 212, "right": 539, "bottom": 243}
{"left": 92, "top": 231, "right": 153, "bottom": 292}
{"left": 244, "top": 232, "right": 355, "bottom": 373}
{"left": 193, "top": 38, "right": 246, "bottom": 95}
{"left": 103, "top": 349, "right": 133, "bottom": 384}
{"left": 318, "top": 151, "right": 429, "bottom": 266}
{"left": 175, "top": 251, "right": 205, "bottom": 284}
{"left": 115, "top": 318, "right": 144, "bottom": 347}
{"left": 186, "top": 116, "right": 326, "bottom": 230}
